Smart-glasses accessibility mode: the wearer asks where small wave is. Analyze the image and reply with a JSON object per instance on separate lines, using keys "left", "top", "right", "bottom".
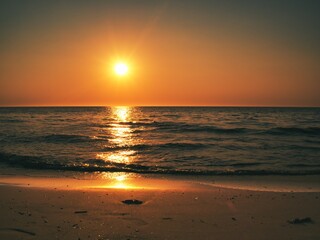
{"left": 41, "top": 134, "right": 107, "bottom": 143}
{"left": 229, "top": 162, "right": 265, "bottom": 167}
{"left": 162, "top": 114, "right": 181, "bottom": 118}
{"left": 1, "top": 152, "right": 320, "bottom": 176}
{"left": 0, "top": 119, "right": 26, "bottom": 123}
{"left": 195, "top": 161, "right": 267, "bottom": 167}
{"left": 264, "top": 127, "right": 320, "bottom": 136}
{"left": 286, "top": 163, "right": 320, "bottom": 168}
{"left": 102, "top": 142, "right": 210, "bottom": 152}
{"left": 103, "top": 121, "right": 248, "bottom": 134}
{"left": 283, "top": 145, "right": 320, "bottom": 151}
{"left": 150, "top": 122, "right": 247, "bottom": 134}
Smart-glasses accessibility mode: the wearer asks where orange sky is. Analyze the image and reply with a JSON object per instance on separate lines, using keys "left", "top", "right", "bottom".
{"left": 0, "top": 1, "right": 319, "bottom": 106}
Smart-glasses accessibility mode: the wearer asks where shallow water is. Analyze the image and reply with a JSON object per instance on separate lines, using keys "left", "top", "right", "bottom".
{"left": 0, "top": 107, "right": 319, "bottom": 175}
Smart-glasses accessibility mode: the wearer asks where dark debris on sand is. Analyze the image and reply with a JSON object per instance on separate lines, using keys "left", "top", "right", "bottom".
{"left": 288, "top": 217, "right": 314, "bottom": 225}
{"left": 74, "top": 210, "right": 88, "bottom": 214}
{"left": 122, "top": 199, "right": 143, "bottom": 205}
{"left": 0, "top": 228, "right": 36, "bottom": 236}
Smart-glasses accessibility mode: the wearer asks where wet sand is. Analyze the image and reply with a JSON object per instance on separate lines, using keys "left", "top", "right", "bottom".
{"left": 0, "top": 175, "right": 319, "bottom": 240}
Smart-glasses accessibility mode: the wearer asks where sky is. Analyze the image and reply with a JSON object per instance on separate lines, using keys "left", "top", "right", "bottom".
{"left": 0, "top": 0, "right": 319, "bottom": 106}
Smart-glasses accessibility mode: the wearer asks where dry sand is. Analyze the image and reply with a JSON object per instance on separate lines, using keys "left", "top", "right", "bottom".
{"left": 0, "top": 174, "right": 319, "bottom": 240}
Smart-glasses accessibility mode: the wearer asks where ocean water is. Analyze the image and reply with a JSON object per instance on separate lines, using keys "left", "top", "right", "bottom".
{"left": 0, "top": 107, "right": 319, "bottom": 175}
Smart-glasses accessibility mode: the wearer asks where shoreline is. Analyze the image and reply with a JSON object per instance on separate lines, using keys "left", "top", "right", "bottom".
{"left": 1, "top": 170, "right": 320, "bottom": 192}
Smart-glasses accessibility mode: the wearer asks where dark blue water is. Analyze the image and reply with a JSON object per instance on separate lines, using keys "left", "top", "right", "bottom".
{"left": 0, "top": 107, "right": 319, "bottom": 175}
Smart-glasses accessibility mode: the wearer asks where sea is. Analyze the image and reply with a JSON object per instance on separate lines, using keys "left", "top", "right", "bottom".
{"left": 0, "top": 107, "right": 319, "bottom": 176}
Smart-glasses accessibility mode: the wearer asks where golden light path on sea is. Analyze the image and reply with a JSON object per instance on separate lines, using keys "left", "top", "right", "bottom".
{"left": 96, "top": 106, "right": 138, "bottom": 189}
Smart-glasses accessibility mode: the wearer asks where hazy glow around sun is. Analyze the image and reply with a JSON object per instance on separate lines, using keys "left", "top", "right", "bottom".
{"left": 114, "top": 62, "right": 128, "bottom": 76}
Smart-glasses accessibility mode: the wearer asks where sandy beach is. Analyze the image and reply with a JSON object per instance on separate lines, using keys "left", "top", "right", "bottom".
{"left": 0, "top": 174, "right": 319, "bottom": 240}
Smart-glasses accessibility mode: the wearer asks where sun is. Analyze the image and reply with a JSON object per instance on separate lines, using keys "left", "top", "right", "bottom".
{"left": 114, "top": 62, "right": 129, "bottom": 76}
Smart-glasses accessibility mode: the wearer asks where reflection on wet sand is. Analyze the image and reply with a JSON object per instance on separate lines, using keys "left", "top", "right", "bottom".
{"left": 99, "top": 172, "right": 140, "bottom": 189}
{"left": 96, "top": 107, "right": 139, "bottom": 189}
{"left": 0, "top": 173, "right": 198, "bottom": 191}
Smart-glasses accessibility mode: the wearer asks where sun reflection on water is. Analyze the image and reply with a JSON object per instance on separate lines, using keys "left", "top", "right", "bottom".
{"left": 109, "top": 107, "right": 132, "bottom": 147}
{"left": 96, "top": 151, "right": 134, "bottom": 164}
{"left": 114, "top": 106, "right": 129, "bottom": 122}
{"left": 96, "top": 106, "right": 140, "bottom": 189}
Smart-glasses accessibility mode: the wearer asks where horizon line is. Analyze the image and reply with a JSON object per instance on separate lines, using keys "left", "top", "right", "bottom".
{"left": 0, "top": 105, "right": 319, "bottom": 108}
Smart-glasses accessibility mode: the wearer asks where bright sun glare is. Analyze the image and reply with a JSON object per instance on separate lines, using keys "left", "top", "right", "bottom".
{"left": 114, "top": 62, "right": 128, "bottom": 76}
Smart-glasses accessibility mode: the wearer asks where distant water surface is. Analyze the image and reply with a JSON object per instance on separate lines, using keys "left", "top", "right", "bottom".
{"left": 0, "top": 107, "right": 319, "bottom": 175}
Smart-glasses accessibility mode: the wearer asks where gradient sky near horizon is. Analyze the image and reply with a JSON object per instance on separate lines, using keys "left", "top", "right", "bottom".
{"left": 0, "top": 0, "right": 319, "bottom": 106}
